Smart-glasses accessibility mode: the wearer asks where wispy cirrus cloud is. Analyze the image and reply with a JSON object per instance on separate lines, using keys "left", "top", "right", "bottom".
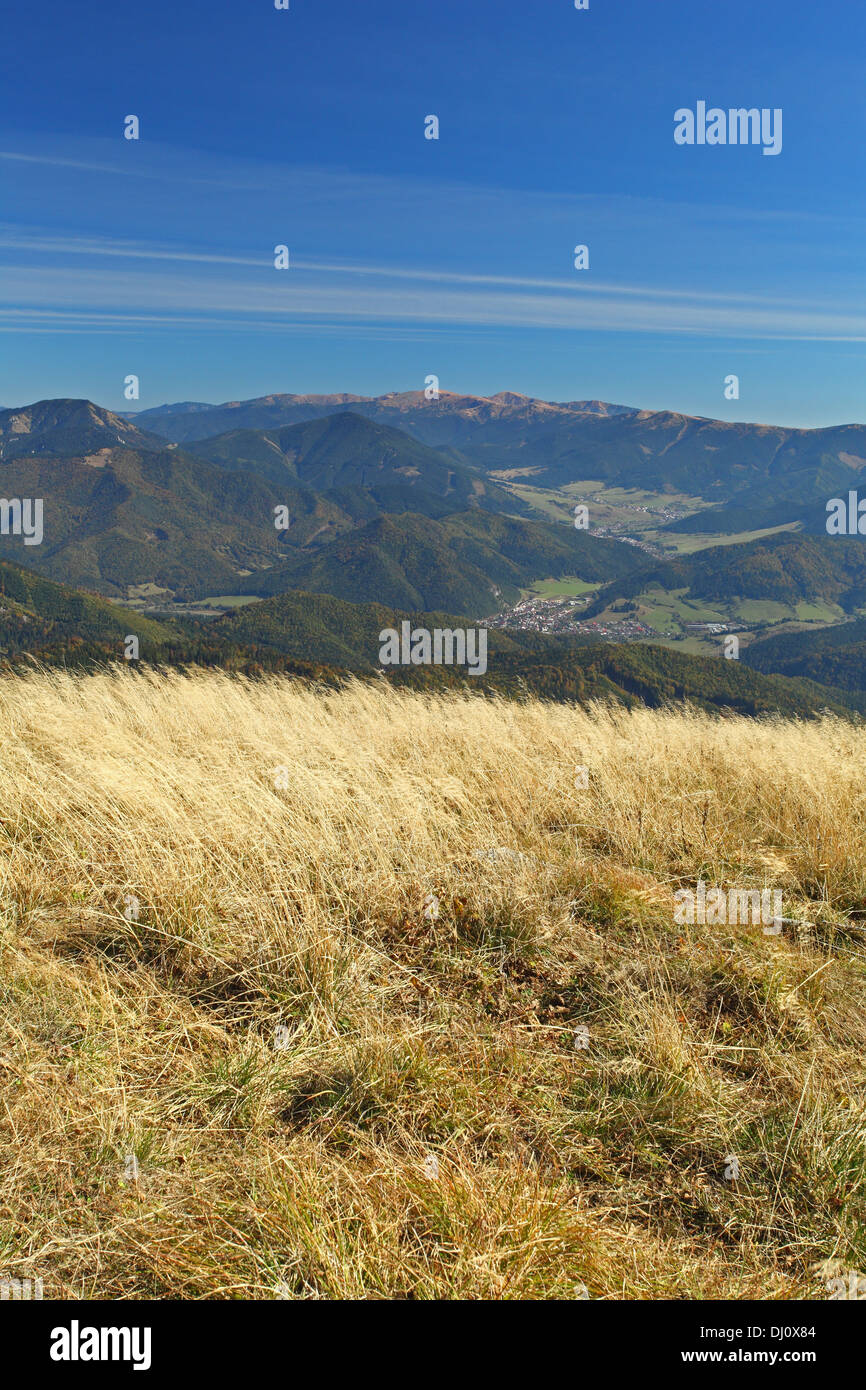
{"left": 0, "top": 227, "right": 851, "bottom": 310}
{"left": 1, "top": 249, "right": 865, "bottom": 342}
{"left": 2, "top": 137, "right": 865, "bottom": 343}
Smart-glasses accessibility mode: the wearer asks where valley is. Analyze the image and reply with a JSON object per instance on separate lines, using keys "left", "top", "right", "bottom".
{"left": 0, "top": 388, "right": 864, "bottom": 712}
{"left": 480, "top": 479, "right": 850, "bottom": 657}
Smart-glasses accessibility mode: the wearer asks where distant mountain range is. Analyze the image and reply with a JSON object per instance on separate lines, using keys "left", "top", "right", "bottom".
{"left": 125, "top": 389, "right": 866, "bottom": 532}
{"left": 0, "top": 397, "right": 637, "bottom": 604}
{"left": 127, "top": 389, "right": 636, "bottom": 444}
{"left": 2, "top": 389, "right": 866, "bottom": 717}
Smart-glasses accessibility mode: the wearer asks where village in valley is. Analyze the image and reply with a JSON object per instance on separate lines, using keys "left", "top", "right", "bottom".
{"left": 484, "top": 589, "right": 739, "bottom": 646}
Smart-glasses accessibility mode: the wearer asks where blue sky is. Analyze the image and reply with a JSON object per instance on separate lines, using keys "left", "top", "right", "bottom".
{"left": 1, "top": 0, "right": 864, "bottom": 425}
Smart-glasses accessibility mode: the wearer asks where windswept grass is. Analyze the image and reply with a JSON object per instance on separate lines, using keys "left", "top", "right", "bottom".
{"left": 0, "top": 667, "right": 864, "bottom": 1299}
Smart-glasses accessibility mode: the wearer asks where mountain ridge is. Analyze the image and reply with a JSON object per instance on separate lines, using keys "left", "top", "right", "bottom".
{"left": 124, "top": 391, "right": 866, "bottom": 523}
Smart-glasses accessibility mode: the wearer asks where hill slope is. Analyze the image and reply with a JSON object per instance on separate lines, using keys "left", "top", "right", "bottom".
{"left": 744, "top": 618, "right": 866, "bottom": 693}
{"left": 0, "top": 556, "right": 181, "bottom": 661}
{"left": 584, "top": 533, "right": 866, "bottom": 619}
{"left": 0, "top": 400, "right": 357, "bottom": 598}
{"left": 184, "top": 411, "right": 517, "bottom": 517}
{"left": 3, "top": 669, "right": 864, "bottom": 1298}
{"left": 235, "top": 510, "right": 647, "bottom": 614}
{"left": 0, "top": 398, "right": 164, "bottom": 462}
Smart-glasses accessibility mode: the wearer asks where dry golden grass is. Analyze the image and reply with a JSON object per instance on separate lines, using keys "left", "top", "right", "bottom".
{"left": 1, "top": 666, "right": 865, "bottom": 1299}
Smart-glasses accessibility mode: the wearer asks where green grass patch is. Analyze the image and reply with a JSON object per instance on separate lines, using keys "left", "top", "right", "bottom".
{"left": 197, "top": 595, "right": 263, "bottom": 609}
{"left": 528, "top": 577, "right": 601, "bottom": 598}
